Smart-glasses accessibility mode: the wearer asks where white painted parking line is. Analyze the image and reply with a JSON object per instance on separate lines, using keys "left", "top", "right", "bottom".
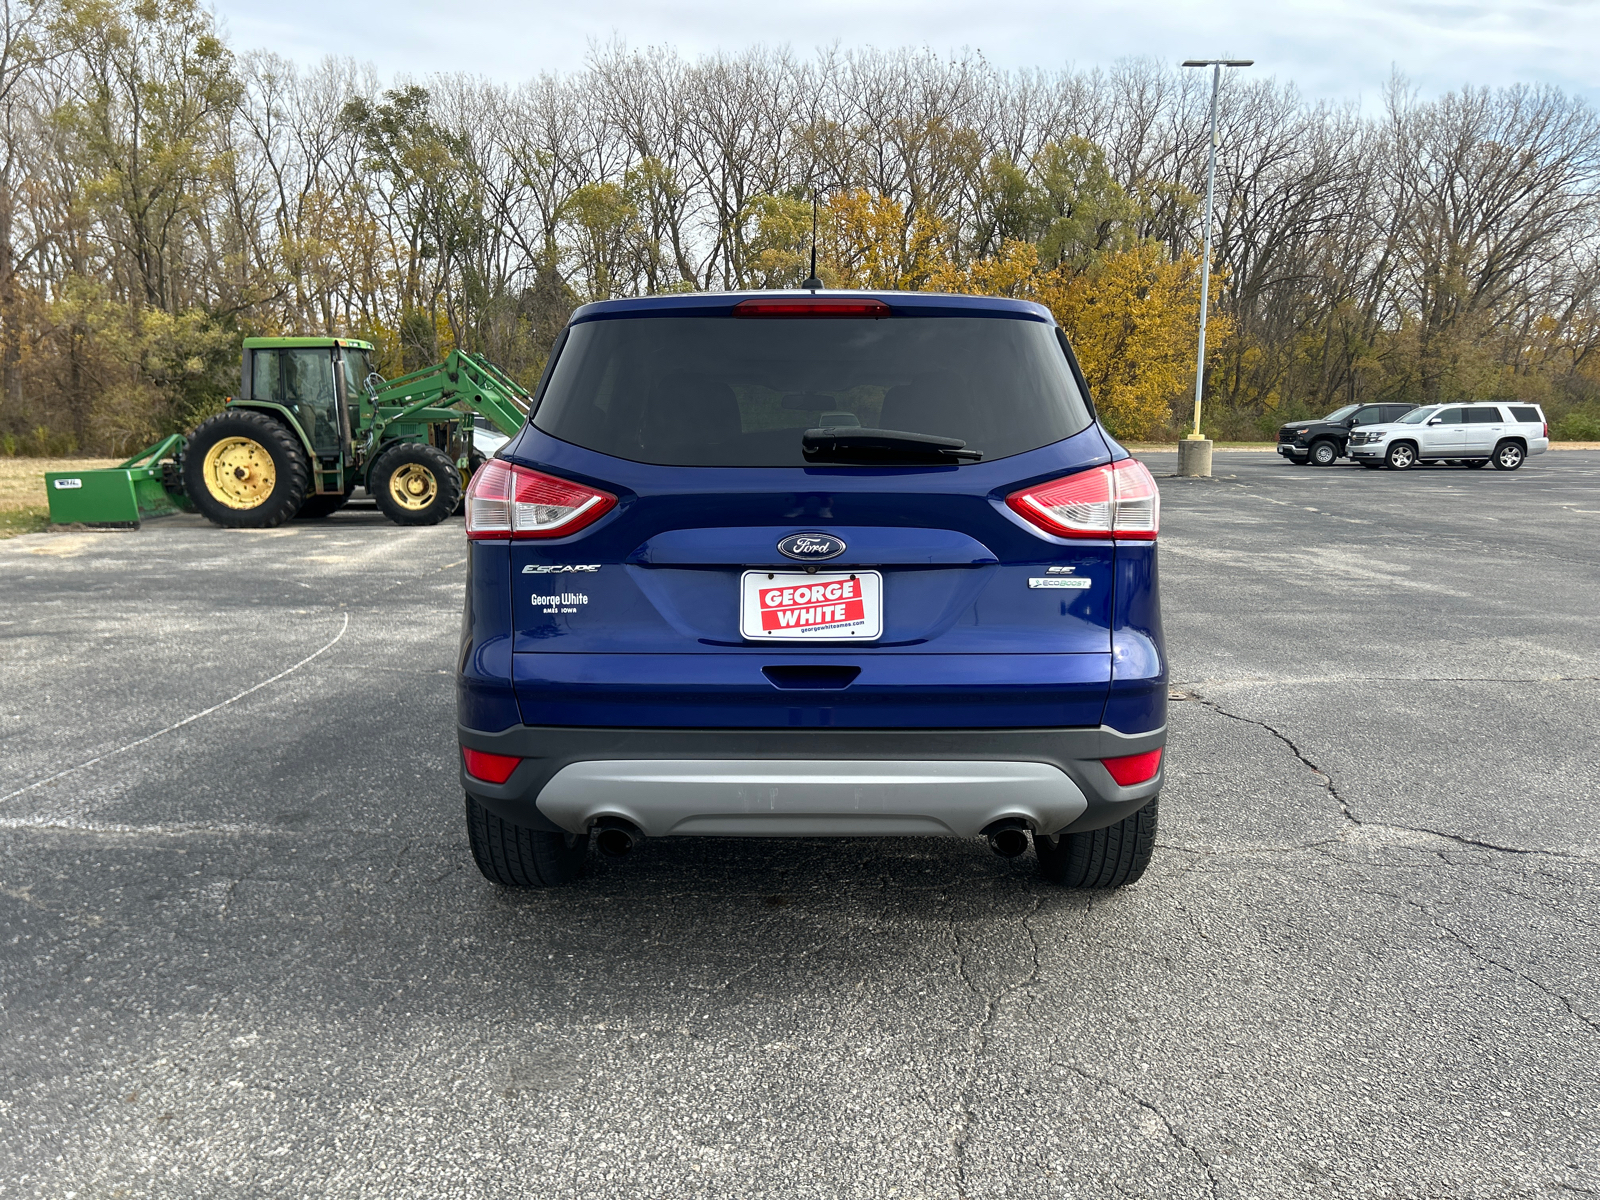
{"left": 0, "top": 613, "right": 350, "bottom": 804}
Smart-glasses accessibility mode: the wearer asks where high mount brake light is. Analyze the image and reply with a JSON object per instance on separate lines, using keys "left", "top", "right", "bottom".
{"left": 1006, "top": 459, "right": 1160, "bottom": 540}
{"left": 464, "top": 460, "right": 616, "bottom": 540}
{"left": 732, "top": 298, "right": 892, "bottom": 318}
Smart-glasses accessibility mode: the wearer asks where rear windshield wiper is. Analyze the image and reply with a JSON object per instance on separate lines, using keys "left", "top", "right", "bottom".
{"left": 802, "top": 427, "right": 983, "bottom": 464}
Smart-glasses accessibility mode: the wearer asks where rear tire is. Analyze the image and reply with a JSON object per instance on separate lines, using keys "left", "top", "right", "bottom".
{"left": 184, "top": 410, "right": 310, "bottom": 529}
{"left": 465, "top": 795, "right": 588, "bottom": 887}
{"left": 1466, "top": 459, "right": 1489, "bottom": 470}
{"left": 1309, "top": 440, "right": 1338, "bottom": 466}
{"left": 1035, "top": 797, "right": 1159, "bottom": 888}
{"left": 1491, "top": 441, "right": 1524, "bottom": 471}
{"left": 371, "top": 443, "right": 462, "bottom": 526}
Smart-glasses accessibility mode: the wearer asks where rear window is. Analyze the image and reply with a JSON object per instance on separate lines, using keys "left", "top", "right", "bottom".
{"left": 532, "top": 316, "right": 1093, "bottom": 467}
{"left": 1509, "top": 406, "right": 1542, "bottom": 423}
{"left": 1465, "top": 407, "right": 1503, "bottom": 423}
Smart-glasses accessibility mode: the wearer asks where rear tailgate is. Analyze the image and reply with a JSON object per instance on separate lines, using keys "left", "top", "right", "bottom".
{"left": 506, "top": 430, "right": 1116, "bottom": 728}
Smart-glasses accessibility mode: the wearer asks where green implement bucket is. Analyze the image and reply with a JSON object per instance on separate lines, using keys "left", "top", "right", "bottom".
{"left": 45, "top": 435, "right": 192, "bottom": 528}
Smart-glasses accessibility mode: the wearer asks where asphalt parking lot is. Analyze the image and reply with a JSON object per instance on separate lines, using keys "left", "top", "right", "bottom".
{"left": 2, "top": 449, "right": 1597, "bottom": 1199}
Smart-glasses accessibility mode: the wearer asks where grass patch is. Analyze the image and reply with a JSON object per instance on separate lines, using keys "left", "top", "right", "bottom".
{"left": 0, "top": 457, "right": 120, "bottom": 539}
{"left": 0, "top": 505, "right": 50, "bottom": 538}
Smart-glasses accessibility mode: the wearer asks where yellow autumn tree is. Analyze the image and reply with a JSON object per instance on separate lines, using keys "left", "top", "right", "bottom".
{"left": 930, "top": 238, "right": 1225, "bottom": 441}
{"left": 820, "top": 190, "right": 948, "bottom": 291}
{"left": 1038, "top": 244, "right": 1226, "bottom": 441}
{"left": 926, "top": 239, "right": 1041, "bottom": 299}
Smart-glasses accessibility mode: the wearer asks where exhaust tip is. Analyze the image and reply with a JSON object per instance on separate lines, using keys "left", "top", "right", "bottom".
{"left": 986, "top": 821, "right": 1031, "bottom": 859}
{"left": 594, "top": 818, "right": 642, "bottom": 858}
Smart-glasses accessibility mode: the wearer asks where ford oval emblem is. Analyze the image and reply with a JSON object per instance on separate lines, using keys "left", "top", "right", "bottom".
{"left": 778, "top": 533, "right": 846, "bottom": 561}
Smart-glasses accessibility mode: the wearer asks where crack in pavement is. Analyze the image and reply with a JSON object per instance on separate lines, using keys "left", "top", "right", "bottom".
{"left": 1171, "top": 688, "right": 1596, "bottom": 864}
{"left": 1170, "top": 688, "right": 1600, "bottom": 1042}
{"left": 1054, "top": 1061, "right": 1222, "bottom": 1199}
{"left": 1397, "top": 894, "right": 1600, "bottom": 1037}
{"left": 949, "top": 892, "right": 1043, "bottom": 1199}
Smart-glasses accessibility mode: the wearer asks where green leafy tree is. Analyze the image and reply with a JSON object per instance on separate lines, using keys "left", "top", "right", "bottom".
{"left": 339, "top": 85, "right": 478, "bottom": 369}
{"left": 56, "top": 0, "right": 238, "bottom": 313}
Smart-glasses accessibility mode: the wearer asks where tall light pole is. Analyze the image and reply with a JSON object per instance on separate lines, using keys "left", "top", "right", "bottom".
{"left": 1179, "top": 58, "right": 1251, "bottom": 475}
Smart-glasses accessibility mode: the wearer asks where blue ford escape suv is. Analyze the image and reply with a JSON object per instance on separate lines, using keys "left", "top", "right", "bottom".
{"left": 458, "top": 291, "right": 1166, "bottom": 888}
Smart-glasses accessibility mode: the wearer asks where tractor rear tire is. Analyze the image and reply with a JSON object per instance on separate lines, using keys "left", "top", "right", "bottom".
{"left": 184, "top": 410, "right": 310, "bottom": 529}
{"left": 371, "top": 443, "right": 462, "bottom": 526}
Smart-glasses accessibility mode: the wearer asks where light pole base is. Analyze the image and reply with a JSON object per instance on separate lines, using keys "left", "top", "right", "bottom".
{"left": 1177, "top": 436, "right": 1213, "bottom": 477}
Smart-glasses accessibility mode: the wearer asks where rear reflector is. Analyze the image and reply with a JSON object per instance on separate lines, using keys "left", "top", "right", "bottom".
{"left": 1101, "top": 748, "right": 1163, "bottom": 786}
{"left": 462, "top": 747, "right": 521, "bottom": 784}
{"left": 465, "top": 460, "right": 616, "bottom": 540}
{"left": 1006, "top": 459, "right": 1160, "bottom": 540}
{"left": 733, "top": 297, "right": 892, "bottom": 318}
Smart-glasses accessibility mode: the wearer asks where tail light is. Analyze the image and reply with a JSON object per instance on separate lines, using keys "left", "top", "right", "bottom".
{"left": 1102, "top": 748, "right": 1162, "bottom": 786}
{"left": 1543, "top": 422, "right": 1549, "bottom": 440}
{"left": 1006, "top": 459, "right": 1159, "bottom": 540}
{"left": 462, "top": 747, "right": 521, "bottom": 783}
{"left": 465, "top": 460, "right": 616, "bottom": 540}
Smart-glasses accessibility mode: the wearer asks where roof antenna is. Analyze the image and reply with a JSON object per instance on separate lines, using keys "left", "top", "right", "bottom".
{"left": 801, "top": 189, "right": 824, "bottom": 292}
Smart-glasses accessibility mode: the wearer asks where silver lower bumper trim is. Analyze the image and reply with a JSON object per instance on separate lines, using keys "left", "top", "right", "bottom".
{"left": 535, "top": 759, "right": 1090, "bottom": 838}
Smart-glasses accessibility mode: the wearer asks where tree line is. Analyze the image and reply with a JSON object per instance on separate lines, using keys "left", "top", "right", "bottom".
{"left": 3, "top": 0, "right": 1598, "bottom": 454}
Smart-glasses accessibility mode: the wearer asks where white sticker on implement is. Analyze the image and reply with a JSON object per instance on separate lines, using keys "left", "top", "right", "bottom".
{"left": 52, "top": 478, "right": 83, "bottom": 489}
{"left": 1028, "top": 577, "right": 1091, "bottom": 589}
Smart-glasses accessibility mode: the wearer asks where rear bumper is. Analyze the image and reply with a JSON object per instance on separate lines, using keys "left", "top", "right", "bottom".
{"left": 459, "top": 723, "right": 1164, "bottom": 838}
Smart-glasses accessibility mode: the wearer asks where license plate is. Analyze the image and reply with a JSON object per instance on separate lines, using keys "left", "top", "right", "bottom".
{"left": 740, "top": 570, "right": 883, "bottom": 641}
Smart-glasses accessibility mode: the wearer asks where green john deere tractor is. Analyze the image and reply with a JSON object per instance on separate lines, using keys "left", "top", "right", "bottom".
{"left": 44, "top": 337, "right": 529, "bottom": 531}
{"left": 179, "top": 337, "right": 529, "bottom": 529}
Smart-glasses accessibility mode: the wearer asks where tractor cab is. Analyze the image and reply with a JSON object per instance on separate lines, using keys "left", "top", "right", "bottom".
{"left": 240, "top": 338, "right": 373, "bottom": 489}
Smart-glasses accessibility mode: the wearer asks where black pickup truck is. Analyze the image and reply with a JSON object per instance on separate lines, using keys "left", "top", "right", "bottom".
{"left": 1277, "top": 403, "right": 1417, "bottom": 465}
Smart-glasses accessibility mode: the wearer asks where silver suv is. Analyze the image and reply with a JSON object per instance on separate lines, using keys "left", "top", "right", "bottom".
{"left": 1347, "top": 402, "right": 1549, "bottom": 471}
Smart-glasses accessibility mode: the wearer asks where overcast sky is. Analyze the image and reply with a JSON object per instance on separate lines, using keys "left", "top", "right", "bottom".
{"left": 216, "top": 0, "right": 1599, "bottom": 105}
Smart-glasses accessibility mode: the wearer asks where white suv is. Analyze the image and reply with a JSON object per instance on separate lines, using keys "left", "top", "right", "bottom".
{"left": 1347, "top": 402, "right": 1549, "bottom": 471}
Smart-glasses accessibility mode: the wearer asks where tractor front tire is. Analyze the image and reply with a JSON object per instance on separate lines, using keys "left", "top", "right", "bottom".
{"left": 371, "top": 443, "right": 462, "bottom": 526}
{"left": 184, "top": 410, "right": 311, "bottom": 529}
{"left": 455, "top": 451, "right": 487, "bottom": 516}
